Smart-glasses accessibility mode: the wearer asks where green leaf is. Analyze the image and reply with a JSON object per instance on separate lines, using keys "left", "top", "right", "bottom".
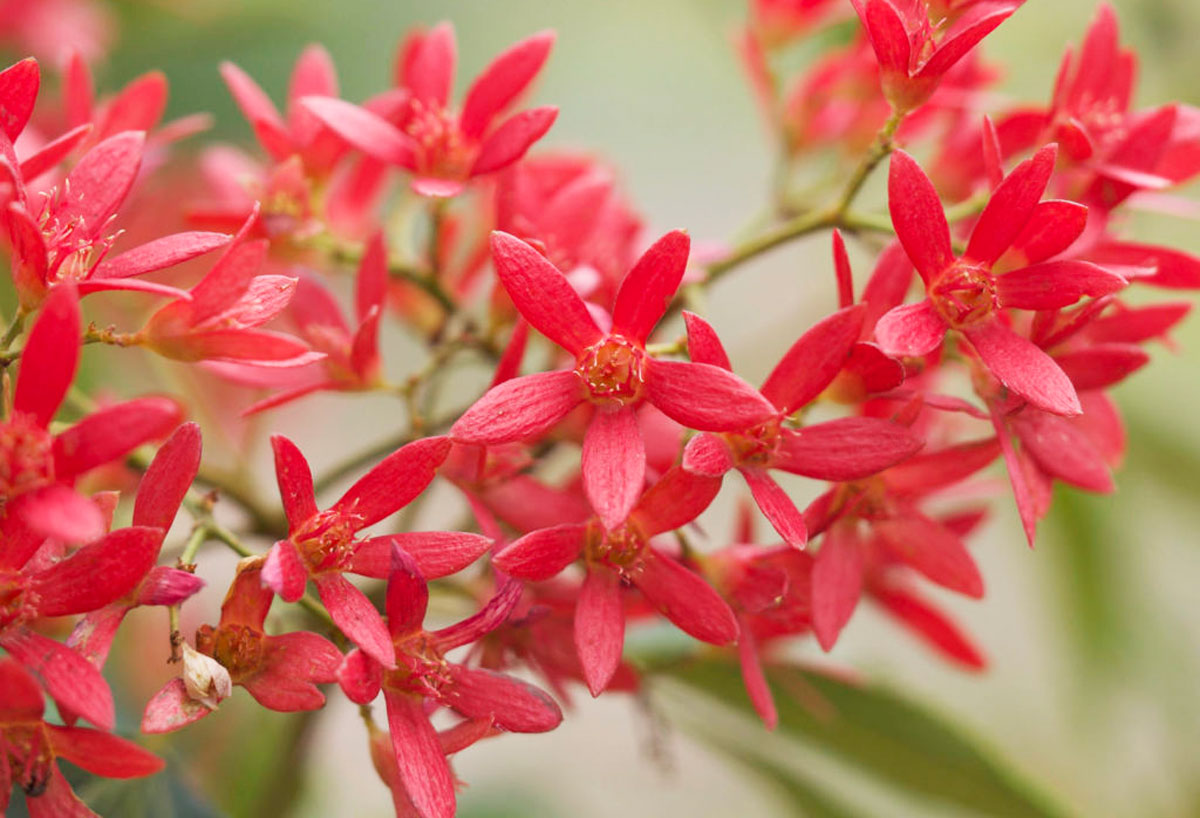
{"left": 663, "top": 657, "right": 1070, "bottom": 818}
{"left": 720, "top": 748, "right": 864, "bottom": 818}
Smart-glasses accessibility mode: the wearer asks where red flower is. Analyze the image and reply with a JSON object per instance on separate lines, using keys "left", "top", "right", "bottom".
{"left": 2, "top": 284, "right": 183, "bottom": 543}
{"left": 263, "top": 433, "right": 486, "bottom": 667}
{"left": 876, "top": 147, "right": 1126, "bottom": 415}
{"left": 493, "top": 466, "right": 737, "bottom": 695}
{"left": 0, "top": 658, "right": 162, "bottom": 816}
{"left": 138, "top": 211, "right": 316, "bottom": 366}
{"left": 1, "top": 128, "right": 229, "bottom": 310}
{"left": 681, "top": 306, "right": 923, "bottom": 548}
{"left": 850, "top": 0, "right": 1024, "bottom": 112}
{"left": 337, "top": 547, "right": 561, "bottom": 818}
{"left": 302, "top": 23, "right": 557, "bottom": 197}
{"left": 68, "top": 422, "right": 207, "bottom": 668}
{"left": 452, "top": 230, "right": 776, "bottom": 531}
{"left": 807, "top": 437, "right": 997, "bottom": 663}
{"left": 141, "top": 556, "right": 342, "bottom": 734}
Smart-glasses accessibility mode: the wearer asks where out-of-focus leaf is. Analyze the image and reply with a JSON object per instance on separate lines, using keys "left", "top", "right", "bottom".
{"left": 719, "top": 748, "right": 863, "bottom": 818}
{"left": 664, "top": 657, "right": 1069, "bottom": 818}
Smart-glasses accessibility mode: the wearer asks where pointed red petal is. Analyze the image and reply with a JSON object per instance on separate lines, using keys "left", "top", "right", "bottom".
{"left": 1, "top": 628, "right": 114, "bottom": 730}
{"left": 31, "top": 526, "right": 161, "bottom": 616}
{"left": 338, "top": 648, "right": 382, "bottom": 705}
{"left": 611, "top": 230, "right": 690, "bottom": 345}
{"left": 132, "top": 422, "right": 201, "bottom": 530}
{"left": 489, "top": 230, "right": 602, "bottom": 355}
{"left": 220, "top": 60, "right": 286, "bottom": 140}
{"left": 443, "top": 664, "right": 562, "bottom": 732}
{"left": 355, "top": 231, "right": 388, "bottom": 324}
{"left": 741, "top": 468, "right": 807, "bottom": 549}
{"left": 262, "top": 540, "right": 309, "bottom": 602}
{"left": 965, "top": 322, "right": 1081, "bottom": 416}
{"left": 492, "top": 524, "right": 586, "bottom": 581}
{"left": 14, "top": 283, "right": 79, "bottom": 427}
{"left": 354, "top": 532, "right": 492, "bottom": 580}
{"left": 386, "top": 546, "right": 430, "bottom": 637}
{"left": 760, "top": 304, "right": 865, "bottom": 413}
{"left": 873, "top": 582, "right": 986, "bottom": 670}
{"left": 0, "top": 58, "right": 39, "bottom": 140}
{"left": 875, "top": 515, "right": 984, "bottom": 598}
{"left": 315, "top": 573, "right": 396, "bottom": 669}
{"left": 449, "top": 369, "right": 582, "bottom": 444}
{"left": 1053, "top": 344, "right": 1148, "bottom": 392}
{"left": 576, "top": 565, "right": 625, "bottom": 696}
{"left": 10, "top": 485, "right": 105, "bottom": 544}
{"left": 681, "top": 432, "right": 735, "bottom": 477}
{"left": 301, "top": 96, "right": 417, "bottom": 168}
{"left": 461, "top": 30, "right": 555, "bottom": 139}
{"left": 243, "top": 630, "right": 342, "bottom": 711}
{"left": 811, "top": 525, "right": 864, "bottom": 650}
{"left": 683, "top": 311, "right": 732, "bottom": 370}
{"left": 54, "top": 132, "right": 144, "bottom": 233}
{"left": 334, "top": 435, "right": 450, "bottom": 527}
{"left": 736, "top": 623, "right": 777, "bottom": 730}
{"left": 48, "top": 725, "right": 163, "bottom": 778}
{"left": 875, "top": 299, "right": 946, "bottom": 358}
{"left": 92, "top": 232, "right": 230, "bottom": 280}
{"left": 384, "top": 689, "right": 456, "bottom": 818}
{"left": 271, "top": 435, "right": 318, "bottom": 532}
{"left": 1010, "top": 411, "right": 1113, "bottom": 492}
{"left": 644, "top": 359, "right": 776, "bottom": 431}
{"left": 582, "top": 406, "right": 645, "bottom": 530}
{"left": 775, "top": 419, "right": 923, "bottom": 482}
{"left": 471, "top": 106, "right": 558, "bottom": 176}
{"left": 996, "top": 260, "right": 1126, "bottom": 310}
{"left": 631, "top": 465, "right": 722, "bottom": 537}
{"left": 407, "top": 22, "right": 456, "bottom": 107}
{"left": 635, "top": 548, "right": 738, "bottom": 645}
{"left": 888, "top": 150, "right": 953, "bottom": 283}
{"left": 965, "top": 145, "right": 1056, "bottom": 266}
{"left": 53, "top": 397, "right": 182, "bottom": 480}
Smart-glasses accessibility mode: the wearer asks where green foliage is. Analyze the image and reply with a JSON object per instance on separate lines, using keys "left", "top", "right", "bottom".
{"left": 663, "top": 657, "right": 1069, "bottom": 818}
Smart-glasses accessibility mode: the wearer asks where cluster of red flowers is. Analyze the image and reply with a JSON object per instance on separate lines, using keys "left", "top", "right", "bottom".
{"left": 0, "top": 2, "right": 1195, "bottom": 816}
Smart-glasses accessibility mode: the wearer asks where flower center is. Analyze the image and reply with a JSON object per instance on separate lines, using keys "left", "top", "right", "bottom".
{"left": 0, "top": 577, "right": 34, "bottom": 631}
{"left": 587, "top": 520, "right": 646, "bottom": 572}
{"left": 1, "top": 722, "right": 53, "bottom": 797}
{"left": 198, "top": 623, "right": 264, "bottom": 681}
{"left": 405, "top": 99, "right": 472, "bottom": 180}
{"left": 292, "top": 509, "right": 363, "bottom": 574}
{"left": 576, "top": 335, "right": 646, "bottom": 405}
{"left": 929, "top": 262, "right": 997, "bottom": 329}
{"left": 386, "top": 631, "right": 452, "bottom": 697}
{"left": 0, "top": 415, "right": 55, "bottom": 500}
{"left": 725, "top": 416, "right": 782, "bottom": 466}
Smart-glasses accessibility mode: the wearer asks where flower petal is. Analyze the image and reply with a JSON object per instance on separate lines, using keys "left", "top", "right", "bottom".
{"left": 996, "top": 260, "right": 1126, "bottom": 310}
{"left": 644, "top": 359, "right": 776, "bottom": 431}
{"left": 774, "top": 419, "right": 923, "bottom": 481}
{"left": 888, "top": 150, "right": 953, "bottom": 283}
{"left": 243, "top": 631, "right": 342, "bottom": 711}
{"left": 489, "top": 231, "right": 602, "bottom": 355}
{"left": 681, "top": 432, "right": 735, "bottom": 478}
{"left": 271, "top": 435, "right": 318, "bottom": 532}
{"left": 471, "top": 106, "right": 558, "bottom": 176}
{"left": 964, "top": 322, "right": 1081, "bottom": 416}
{"left": 1, "top": 628, "right": 114, "bottom": 730}
{"left": 262, "top": 540, "right": 308, "bottom": 603}
{"left": 353, "top": 532, "right": 493, "bottom": 580}
{"left": 741, "top": 468, "right": 807, "bottom": 549}
{"left": 964, "top": 144, "right": 1056, "bottom": 267}
{"left": 53, "top": 397, "right": 183, "bottom": 480}
{"left": 461, "top": 30, "right": 555, "bottom": 138}
{"left": 873, "top": 582, "right": 986, "bottom": 670}
{"left": 14, "top": 283, "right": 79, "bottom": 427}
{"left": 443, "top": 664, "right": 562, "bottom": 732}
{"left": 333, "top": 435, "right": 450, "bottom": 528}
{"left": 384, "top": 688, "right": 457, "bottom": 818}
{"left": 132, "top": 422, "right": 202, "bottom": 531}
{"left": 450, "top": 369, "right": 582, "bottom": 444}
{"left": 634, "top": 548, "right": 738, "bottom": 645}
{"left": 301, "top": 96, "right": 417, "bottom": 168}
{"left": 760, "top": 304, "right": 865, "bottom": 413}
{"left": 875, "top": 514, "right": 985, "bottom": 598}
{"left": 48, "top": 724, "right": 164, "bottom": 778}
{"left": 610, "top": 230, "right": 690, "bottom": 345}
{"left": 315, "top": 573, "right": 395, "bottom": 668}
{"left": 631, "top": 465, "right": 722, "bottom": 537}
{"left": 874, "top": 299, "right": 946, "bottom": 357}
{"left": 140, "top": 678, "right": 212, "bottom": 734}
{"left": 682, "top": 311, "right": 732, "bottom": 370}
{"left": 582, "top": 405, "right": 644, "bottom": 530}
{"left": 575, "top": 565, "right": 624, "bottom": 697}
{"left": 493, "top": 524, "right": 586, "bottom": 581}
{"left": 31, "top": 526, "right": 161, "bottom": 616}
{"left": 811, "top": 525, "right": 864, "bottom": 651}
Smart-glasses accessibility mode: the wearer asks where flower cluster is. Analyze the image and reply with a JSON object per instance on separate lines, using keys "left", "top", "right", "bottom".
{"left": 0, "top": 2, "right": 1195, "bottom": 816}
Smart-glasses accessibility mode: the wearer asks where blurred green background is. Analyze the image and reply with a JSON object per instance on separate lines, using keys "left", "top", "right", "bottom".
{"left": 16, "top": 0, "right": 1200, "bottom": 815}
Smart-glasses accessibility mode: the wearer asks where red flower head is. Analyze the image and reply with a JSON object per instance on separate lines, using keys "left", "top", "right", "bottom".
{"left": 337, "top": 546, "right": 562, "bottom": 818}
{"left": 494, "top": 466, "right": 738, "bottom": 696}
{"left": 452, "top": 230, "right": 776, "bottom": 532}
{"left": 0, "top": 658, "right": 162, "bottom": 816}
{"left": 851, "top": 0, "right": 1024, "bottom": 112}
{"left": 807, "top": 437, "right": 997, "bottom": 665}
{"left": 2, "top": 284, "right": 183, "bottom": 544}
{"left": 68, "top": 422, "right": 207, "bottom": 669}
{"left": 875, "top": 147, "right": 1127, "bottom": 415}
{"left": 302, "top": 23, "right": 557, "bottom": 197}
{"left": 263, "top": 433, "right": 488, "bottom": 667}
{"left": 141, "top": 556, "right": 343, "bottom": 734}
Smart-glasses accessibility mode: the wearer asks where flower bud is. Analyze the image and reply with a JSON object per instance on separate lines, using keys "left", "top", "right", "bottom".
{"left": 182, "top": 643, "right": 232, "bottom": 710}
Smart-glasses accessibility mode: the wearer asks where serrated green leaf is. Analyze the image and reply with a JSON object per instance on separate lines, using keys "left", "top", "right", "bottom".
{"left": 664, "top": 657, "right": 1070, "bottom": 818}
